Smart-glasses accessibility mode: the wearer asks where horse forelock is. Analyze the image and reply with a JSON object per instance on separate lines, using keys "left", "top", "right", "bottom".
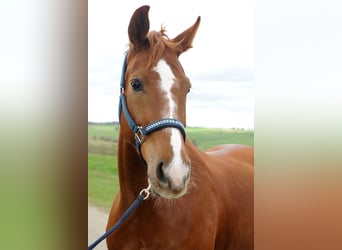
{"left": 128, "top": 28, "right": 182, "bottom": 69}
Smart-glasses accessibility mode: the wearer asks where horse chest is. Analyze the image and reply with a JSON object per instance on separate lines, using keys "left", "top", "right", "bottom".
{"left": 107, "top": 203, "right": 217, "bottom": 249}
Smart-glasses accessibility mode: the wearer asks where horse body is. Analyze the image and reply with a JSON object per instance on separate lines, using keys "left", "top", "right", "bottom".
{"left": 108, "top": 138, "right": 253, "bottom": 249}
{"left": 106, "top": 5, "right": 253, "bottom": 250}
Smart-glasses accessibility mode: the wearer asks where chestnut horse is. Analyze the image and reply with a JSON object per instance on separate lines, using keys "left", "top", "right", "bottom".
{"left": 107, "top": 5, "right": 254, "bottom": 249}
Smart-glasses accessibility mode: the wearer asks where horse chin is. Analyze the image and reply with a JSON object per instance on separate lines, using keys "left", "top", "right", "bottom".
{"left": 148, "top": 179, "right": 188, "bottom": 200}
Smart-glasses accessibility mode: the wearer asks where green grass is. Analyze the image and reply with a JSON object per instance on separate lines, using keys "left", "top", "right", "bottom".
{"left": 187, "top": 127, "right": 254, "bottom": 151}
{"left": 88, "top": 123, "right": 119, "bottom": 156}
{"left": 88, "top": 154, "right": 119, "bottom": 209}
{"left": 88, "top": 123, "right": 120, "bottom": 138}
{"left": 88, "top": 123, "right": 253, "bottom": 210}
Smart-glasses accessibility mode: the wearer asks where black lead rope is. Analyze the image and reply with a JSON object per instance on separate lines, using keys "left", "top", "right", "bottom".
{"left": 88, "top": 185, "right": 151, "bottom": 250}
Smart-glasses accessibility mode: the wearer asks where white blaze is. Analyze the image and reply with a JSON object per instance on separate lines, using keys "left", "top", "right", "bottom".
{"left": 153, "top": 59, "right": 176, "bottom": 118}
{"left": 153, "top": 59, "right": 187, "bottom": 186}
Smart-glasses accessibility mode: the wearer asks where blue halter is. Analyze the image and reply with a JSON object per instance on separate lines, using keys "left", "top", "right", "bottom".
{"left": 118, "top": 53, "right": 187, "bottom": 160}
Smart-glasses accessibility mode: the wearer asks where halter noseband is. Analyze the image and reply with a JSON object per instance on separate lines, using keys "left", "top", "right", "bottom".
{"left": 118, "top": 53, "right": 187, "bottom": 162}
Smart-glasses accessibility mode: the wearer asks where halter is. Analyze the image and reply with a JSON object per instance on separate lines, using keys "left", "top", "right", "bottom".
{"left": 118, "top": 53, "right": 187, "bottom": 163}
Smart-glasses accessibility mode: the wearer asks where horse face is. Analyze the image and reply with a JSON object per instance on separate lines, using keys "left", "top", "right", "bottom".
{"left": 129, "top": 55, "right": 191, "bottom": 199}
{"left": 124, "top": 6, "right": 200, "bottom": 199}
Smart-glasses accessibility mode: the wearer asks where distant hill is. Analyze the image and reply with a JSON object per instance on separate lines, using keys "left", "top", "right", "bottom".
{"left": 88, "top": 123, "right": 253, "bottom": 156}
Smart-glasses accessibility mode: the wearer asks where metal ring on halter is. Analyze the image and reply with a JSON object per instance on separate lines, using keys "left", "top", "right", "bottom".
{"left": 139, "top": 184, "right": 151, "bottom": 200}
{"left": 134, "top": 126, "right": 145, "bottom": 144}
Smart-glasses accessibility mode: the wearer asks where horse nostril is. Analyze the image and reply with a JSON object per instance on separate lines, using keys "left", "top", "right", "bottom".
{"left": 156, "top": 161, "right": 168, "bottom": 185}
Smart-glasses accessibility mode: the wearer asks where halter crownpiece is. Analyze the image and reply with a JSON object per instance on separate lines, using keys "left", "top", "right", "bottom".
{"left": 118, "top": 53, "right": 187, "bottom": 158}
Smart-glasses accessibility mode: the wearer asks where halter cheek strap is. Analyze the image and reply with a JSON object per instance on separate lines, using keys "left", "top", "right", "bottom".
{"left": 118, "top": 53, "right": 187, "bottom": 164}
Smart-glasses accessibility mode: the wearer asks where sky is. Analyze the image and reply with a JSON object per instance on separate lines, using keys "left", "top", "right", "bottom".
{"left": 89, "top": 0, "right": 255, "bottom": 129}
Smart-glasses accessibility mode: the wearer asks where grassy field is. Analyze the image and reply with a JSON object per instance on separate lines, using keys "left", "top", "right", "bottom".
{"left": 88, "top": 123, "right": 253, "bottom": 210}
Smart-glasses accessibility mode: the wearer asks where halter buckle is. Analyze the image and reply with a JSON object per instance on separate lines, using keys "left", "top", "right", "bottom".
{"left": 134, "top": 126, "right": 145, "bottom": 145}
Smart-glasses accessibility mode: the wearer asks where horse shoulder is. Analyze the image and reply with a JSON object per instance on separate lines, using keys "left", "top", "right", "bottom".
{"left": 106, "top": 192, "right": 139, "bottom": 249}
{"left": 204, "top": 144, "right": 254, "bottom": 249}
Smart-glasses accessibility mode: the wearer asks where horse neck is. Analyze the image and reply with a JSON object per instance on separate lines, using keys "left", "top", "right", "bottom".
{"left": 117, "top": 132, "right": 149, "bottom": 204}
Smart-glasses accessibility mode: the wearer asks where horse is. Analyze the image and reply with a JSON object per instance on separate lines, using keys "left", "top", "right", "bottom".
{"left": 106, "top": 5, "right": 254, "bottom": 249}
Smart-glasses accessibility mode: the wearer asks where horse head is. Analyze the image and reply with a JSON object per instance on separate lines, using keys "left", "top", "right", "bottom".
{"left": 120, "top": 5, "right": 200, "bottom": 199}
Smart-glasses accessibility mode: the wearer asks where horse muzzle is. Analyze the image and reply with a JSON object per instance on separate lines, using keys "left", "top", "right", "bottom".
{"left": 150, "top": 160, "right": 191, "bottom": 199}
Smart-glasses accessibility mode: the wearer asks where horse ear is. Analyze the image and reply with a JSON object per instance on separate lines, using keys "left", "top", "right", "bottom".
{"left": 128, "top": 5, "right": 150, "bottom": 50}
{"left": 173, "top": 16, "right": 201, "bottom": 56}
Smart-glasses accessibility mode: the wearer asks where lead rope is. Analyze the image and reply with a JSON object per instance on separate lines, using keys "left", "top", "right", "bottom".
{"left": 88, "top": 184, "right": 151, "bottom": 250}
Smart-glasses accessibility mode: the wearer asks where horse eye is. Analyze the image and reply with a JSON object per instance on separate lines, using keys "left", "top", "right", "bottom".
{"left": 130, "top": 79, "right": 144, "bottom": 92}
{"left": 187, "top": 85, "right": 192, "bottom": 93}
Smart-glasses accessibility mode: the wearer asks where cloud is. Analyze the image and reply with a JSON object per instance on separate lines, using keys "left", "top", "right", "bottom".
{"left": 190, "top": 68, "right": 255, "bottom": 83}
{"left": 186, "top": 79, "right": 254, "bottom": 128}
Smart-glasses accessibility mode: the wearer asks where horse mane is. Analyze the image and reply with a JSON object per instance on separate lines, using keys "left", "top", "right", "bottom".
{"left": 129, "top": 27, "right": 182, "bottom": 68}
